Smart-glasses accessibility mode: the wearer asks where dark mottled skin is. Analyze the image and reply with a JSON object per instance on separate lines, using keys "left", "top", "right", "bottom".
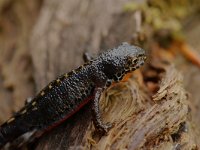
{"left": 0, "top": 42, "right": 146, "bottom": 147}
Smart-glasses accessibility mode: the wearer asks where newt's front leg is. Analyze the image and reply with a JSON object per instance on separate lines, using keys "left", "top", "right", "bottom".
{"left": 92, "top": 87, "right": 113, "bottom": 133}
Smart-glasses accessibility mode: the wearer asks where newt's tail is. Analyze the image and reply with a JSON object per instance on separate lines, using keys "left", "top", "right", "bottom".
{"left": 0, "top": 129, "right": 6, "bottom": 148}
{"left": 0, "top": 119, "right": 28, "bottom": 148}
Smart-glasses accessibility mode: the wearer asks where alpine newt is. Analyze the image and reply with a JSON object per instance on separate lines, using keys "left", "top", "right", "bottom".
{"left": 0, "top": 42, "right": 146, "bottom": 148}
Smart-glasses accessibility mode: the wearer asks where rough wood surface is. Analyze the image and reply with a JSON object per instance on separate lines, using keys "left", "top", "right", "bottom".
{"left": 0, "top": 0, "right": 42, "bottom": 122}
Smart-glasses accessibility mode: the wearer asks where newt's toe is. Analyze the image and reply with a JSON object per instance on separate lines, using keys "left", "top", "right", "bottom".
{"left": 96, "top": 122, "right": 113, "bottom": 134}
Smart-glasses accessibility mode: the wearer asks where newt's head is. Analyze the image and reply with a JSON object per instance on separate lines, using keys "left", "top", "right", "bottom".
{"left": 100, "top": 42, "right": 146, "bottom": 81}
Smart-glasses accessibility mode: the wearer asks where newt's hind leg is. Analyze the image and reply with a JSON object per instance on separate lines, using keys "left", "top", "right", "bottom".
{"left": 25, "top": 97, "right": 33, "bottom": 105}
{"left": 11, "top": 97, "right": 33, "bottom": 116}
{"left": 92, "top": 88, "right": 113, "bottom": 134}
{"left": 83, "top": 52, "right": 93, "bottom": 62}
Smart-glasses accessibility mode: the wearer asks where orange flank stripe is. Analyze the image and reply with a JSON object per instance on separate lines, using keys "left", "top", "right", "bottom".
{"left": 121, "top": 72, "right": 133, "bottom": 82}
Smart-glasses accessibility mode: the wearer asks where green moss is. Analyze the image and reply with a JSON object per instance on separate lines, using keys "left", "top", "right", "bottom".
{"left": 123, "top": 0, "right": 200, "bottom": 40}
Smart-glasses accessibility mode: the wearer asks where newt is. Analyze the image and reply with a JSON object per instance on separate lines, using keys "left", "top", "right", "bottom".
{"left": 0, "top": 42, "right": 146, "bottom": 148}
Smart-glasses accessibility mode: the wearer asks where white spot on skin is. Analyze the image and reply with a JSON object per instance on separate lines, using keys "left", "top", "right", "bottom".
{"left": 56, "top": 79, "right": 61, "bottom": 83}
{"left": 41, "top": 91, "right": 45, "bottom": 96}
{"left": 64, "top": 73, "right": 68, "bottom": 78}
{"left": 7, "top": 117, "right": 15, "bottom": 123}
{"left": 32, "top": 107, "right": 38, "bottom": 111}
{"left": 21, "top": 109, "right": 27, "bottom": 114}
{"left": 49, "top": 84, "right": 53, "bottom": 89}
{"left": 32, "top": 101, "right": 36, "bottom": 106}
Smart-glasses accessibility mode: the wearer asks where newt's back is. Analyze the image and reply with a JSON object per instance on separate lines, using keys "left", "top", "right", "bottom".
{"left": 0, "top": 62, "right": 97, "bottom": 147}
{"left": 0, "top": 42, "right": 146, "bottom": 148}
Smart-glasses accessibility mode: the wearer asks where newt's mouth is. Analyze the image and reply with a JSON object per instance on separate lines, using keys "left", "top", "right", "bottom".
{"left": 135, "top": 55, "right": 146, "bottom": 68}
{"left": 130, "top": 54, "right": 146, "bottom": 71}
